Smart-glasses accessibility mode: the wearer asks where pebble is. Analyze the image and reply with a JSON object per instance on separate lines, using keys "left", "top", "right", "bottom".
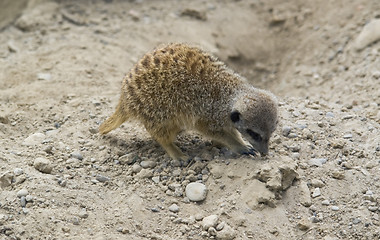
{"left": 132, "top": 164, "right": 142, "bottom": 173}
{"left": 202, "top": 215, "right": 219, "bottom": 230}
{"left": 372, "top": 71, "right": 380, "bottom": 79}
{"left": 343, "top": 133, "right": 353, "bottom": 139}
{"left": 78, "top": 210, "right": 89, "bottom": 219}
{"left": 297, "top": 218, "right": 310, "bottom": 231}
{"left": 0, "top": 171, "right": 13, "bottom": 188}
{"left": 282, "top": 126, "right": 292, "bottom": 136}
{"left": 119, "top": 154, "right": 137, "bottom": 165}
{"left": 96, "top": 175, "right": 110, "bottom": 182}
{"left": 309, "top": 158, "right": 327, "bottom": 167}
{"left": 168, "top": 204, "right": 179, "bottom": 213}
{"left": 70, "top": 151, "right": 83, "bottom": 160}
{"left": 216, "top": 221, "right": 225, "bottom": 231}
{"left": 152, "top": 176, "right": 160, "bottom": 183}
{"left": 34, "top": 157, "right": 53, "bottom": 174}
{"left": 310, "top": 179, "right": 325, "bottom": 188}
{"left": 353, "top": 19, "right": 380, "bottom": 51}
{"left": 321, "top": 200, "right": 330, "bottom": 206}
{"left": 331, "top": 206, "right": 339, "bottom": 211}
{"left": 368, "top": 206, "right": 378, "bottom": 212}
{"left": 326, "top": 112, "right": 334, "bottom": 118}
{"left": 140, "top": 160, "right": 157, "bottom": 169}
{"left": 22, "top": 133, "right": 45, "bottom": 146}
{"left": 17, "top": 188, "right": 29, "bottom": 197}
{"left": 312, "top": 188, "right": 321, "bottom": 198}
{"left": 37, "top": 73, "right": 52, "bottom": 81}
{"left": 216, "top": 223, "right": 236, "bottom": 240}
{"left": 331, "top": 170, "right": 345, "bottom": 180}
{"left": 20, "top": 196, "right": 26, "bottom": 207}
{"left": 13, "top": 168, "right": 24, "bottom": 176}
{"left": 185, "top": 182, "right": 207, "bottom": 202}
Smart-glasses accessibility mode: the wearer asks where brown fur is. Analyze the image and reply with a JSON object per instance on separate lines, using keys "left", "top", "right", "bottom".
{"left": 99, "top": 43, "right": 278, "bottom": 160}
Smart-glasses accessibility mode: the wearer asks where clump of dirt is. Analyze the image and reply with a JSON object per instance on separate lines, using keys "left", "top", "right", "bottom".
{"left": 0, "top": 0, "right": 379, "bottom": 239}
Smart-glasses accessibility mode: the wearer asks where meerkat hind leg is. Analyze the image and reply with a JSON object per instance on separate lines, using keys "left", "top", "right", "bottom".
{"left": 147, "top": 124, "right": 189, "bottom": 161}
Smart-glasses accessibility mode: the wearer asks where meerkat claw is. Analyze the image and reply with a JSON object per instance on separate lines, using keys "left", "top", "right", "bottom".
{"left": 241, "top": 146, "right": 257, "bottom": 156}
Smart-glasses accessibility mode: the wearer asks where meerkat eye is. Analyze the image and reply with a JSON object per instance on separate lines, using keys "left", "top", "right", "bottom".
{"left": 230, "top": 111, "right": 240, "bottom": 123}
{"left": 246, "top": 129, "right": 262, "bottom": 142}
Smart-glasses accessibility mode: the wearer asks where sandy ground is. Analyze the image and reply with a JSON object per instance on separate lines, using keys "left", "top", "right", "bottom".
{"left": 0, "top": 0, "right": 380, "bottom": 239}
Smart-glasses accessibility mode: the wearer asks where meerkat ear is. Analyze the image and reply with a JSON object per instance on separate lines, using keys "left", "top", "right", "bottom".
{"left": 230, "top": 111, "right": 241, "bottom": 123}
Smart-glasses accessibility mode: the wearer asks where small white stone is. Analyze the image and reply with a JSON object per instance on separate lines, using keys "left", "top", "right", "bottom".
{"left": 331, "top": 206, "right": 339, "bottom": 211}
{"left": 22, "top": 133, "right": 45, "bottom": 146}
{"left": 34, "top": 157, "right": 53, "bottom": 174}
{"left": 168, "top": 204, "right": 179, "bottom": 213}
{"left": 308, "top": 158, "right": 327, "bottom": 167}
{"left": 140, "top": 160, "right": 157, "bottom": 169}
{"left": 13, "top": 168, "right": 24, "bottom": 176}
{"left": 185, "top": 182, "right": 207, "bottom": 202}
{"left": 202, "top": 215, "right": 218, "bottom": 230}
{"left": 321, "top": 200, "right": 330, "bottom": 206}
{"left": 17, "top": 188, "right": 29, "bottom": 198}
{"left": 37, "top": 73, "right": 52, "bottom": 81}
{"left": 312, "top": 188, "right": 321, "bottom": 198}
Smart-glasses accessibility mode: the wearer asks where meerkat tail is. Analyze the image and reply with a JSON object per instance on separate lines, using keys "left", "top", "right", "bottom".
{"left": 99, "top": 102, "right": 128, "bottom": 135}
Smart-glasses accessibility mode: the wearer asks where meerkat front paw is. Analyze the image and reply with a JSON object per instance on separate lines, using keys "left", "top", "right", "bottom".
{"left": 240, "top": 145, "right": 257, "bottom": 156}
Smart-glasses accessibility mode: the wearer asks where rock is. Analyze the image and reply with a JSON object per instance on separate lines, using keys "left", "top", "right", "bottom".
{"left": 202, "top": 215, "right": 219, "bottom": 230}
{"left": 309, "top": 158, "right": 327, "bottom": 167}
{"left": 132, "top": 164, "right": 142, "bottom": 173}
{"left": 297, "top": 218, "right": 310, "bottom": 231}
{"left": 0, "top": 116, "right": 10, "bottom": 124}
{"left": 20, "top": 196, "right": 27, "bottom": 207}
{"left": 7, "top": 41, "right": 19, "bottom": 53}
{"left": 22, "top": 133, "right": 45, "bottom": 146}
{"left": 17, "top": 188, "right": 29, "bottom": 198}
{"left": 34, "top": 157, "right": 53, "bottom": 174}
{"left": 331, "top": 206, "right": 339, "bottom": 211}
{"left": 78, "top": 210, "right": 89, "bottom": 219}
{"left": 136, "top": 169, "right": 153, "bottom": 179}
{"left": 119, "top": 154, "right": 137, "bottom": 165}
{"left": 0, "top": 171, "right": 14, "bottom": 188}
{"left": 13, "top": 168, "right": 24, "bottom": 176}
{"left": 353, "top": 19, "right": 380, "bottom": 51}
{"left": 331, "top": 170, "right": 345, "bottom": 180}
{"left": 96, "top": 175, "right": 110, "bottom": 182}
{"left": 168, "top": 204, "right": 179, "bottom": 213}
{"left": 140, "top": 160, "right": 157, "bottom": 169}
{"left": 37, "top": 73, "right": 52, "bottom": 81}
{"left": 312, "top": 188, "right": 321, "bottom": 198}
{"left": 372, "top": 71, "right": 380, "bottom": 79}
{"left": 216, "top": 223, "right": 236, "bottom": 240}
{"left": 70, "top": 151, "right": 83, "bottom": 160}
{"left": 310, "top": 179, "right": 325, "bottom": 188}
{"left": 152, "top": 176, "right": 160, "bottom": 183}
{"left": 299, "top": 181, "right": 312, "bottom": 207}
{"left": 185, "top": 182, "right": 208, "bottom": 202}
{"left": 282, "top": 126, "right": 292, "bottom": 136}
{"left": 216, "top": 221, "right": 225, "bottom": 231}
{"left": 322, "top": 200, "right": 330, "bottom": 206}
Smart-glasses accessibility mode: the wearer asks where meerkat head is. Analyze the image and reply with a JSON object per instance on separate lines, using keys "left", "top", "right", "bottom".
{"left": 230, "top": 88, "right": 278, "bottom": 156}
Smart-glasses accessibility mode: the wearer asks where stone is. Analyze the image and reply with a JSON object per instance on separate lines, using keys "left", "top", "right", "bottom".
{"left": 202, "top": 215, "right": 218, "bottom": 230}
{"left": 331, "top": 170, "right": 345, "bottom": 180}
{"left": 20, "top": 196, "right": 26, "bottom": 207}
{"left": 140, "top": 160, "right": 157, "bottom": 169}
{"left": 331, "top": 206, "right": 339, "bottom": 211}
{"left": 297, "top": 218, "right": 310, "bottom": 231}
{"left": 96, "top": 175, "right": 110, "bottom": 182}
{"left": 0, "top": 171, "right": 14, "bottom": 188}
{"left": 309, "top": 158, "right": 327, "bottom": 167}
{"left": 34, "top": 157, "right": 53, "bottom": 174}
{"left": 70, "top": 151, "right": 83, "bottom": 160}
{"left": 216, "top": 221, "right": 225, "bottom": 231}
{"left": 185, "top": 182, "right": 207, "bottom": 202}
{"left": 353, "top": 19, "right": 380, "bottom": 51}
{"left": 168, "top": 204, "right": 179, "bottom": 213}
{"left": 22, "top": 133, "right": 45, "bottom": 146}
{"left": 321, "top": 200, "right": 330, "bottom": 206}
{"left": 312, "top": 188, "right": 321, "bottom": 198}
{"left": 282, "top": 126, "right": 292, "bottom": 136}
{"left": 216, "top": 223, "right": 236, "bottom": 240}
{"left": 136, "top": 169, "right": 153, "bottom": 179}
{"left": 131, "top": 164, "right": 142, "bottom": 173}
{"left": 37, "top": 73, "right": 52, "bottom": 81}
{"left": 299, "top": 181, "right": 312, "bottom": 207}
{"left": 78, "top": 210, "right": 89, "bottom": 219}
{"left": 17, "top": 188, "right": 29, "bottom": 198}
{"left": 310, "top": 179, "right": 325, "bottom": 188}
{"left": 119, "top": 154, "right": 137, "bottom": 165}
{"left": 152, "top": 176, "right": 160, "bottom": 183}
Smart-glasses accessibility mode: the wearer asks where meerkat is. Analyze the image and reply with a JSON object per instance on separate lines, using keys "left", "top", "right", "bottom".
{"left": 99, "top": 43, "right": 278, "bottom": 161}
